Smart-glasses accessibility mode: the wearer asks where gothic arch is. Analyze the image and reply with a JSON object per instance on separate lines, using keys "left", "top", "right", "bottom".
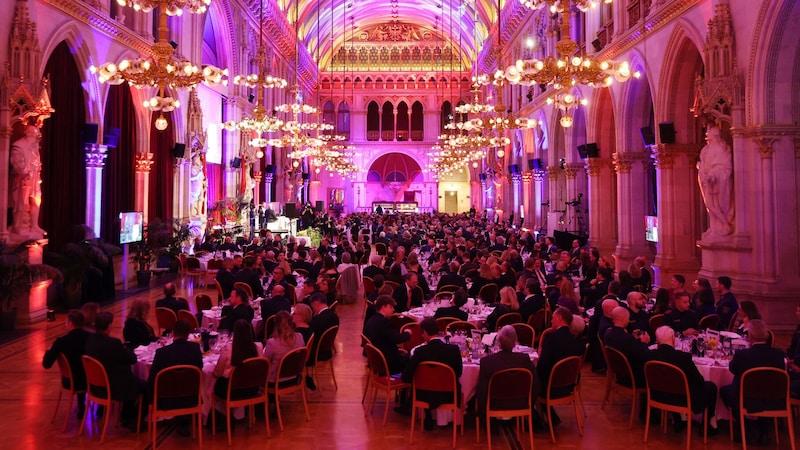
{"left": 617, "top": 54, "right": 655, "bottom": 151}
{"left": 657, "top": 22, "right": 705, "bottom": 144}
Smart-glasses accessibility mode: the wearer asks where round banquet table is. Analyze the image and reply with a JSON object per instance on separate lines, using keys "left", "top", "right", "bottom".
{"left": 405, "top": 302, "right": 494, "bottom": 329}
{"left": 692, "top": 356, "right": 733, "bottom": 422}
{"left": 201, "top": 305, "right": 263, "bottom": 331}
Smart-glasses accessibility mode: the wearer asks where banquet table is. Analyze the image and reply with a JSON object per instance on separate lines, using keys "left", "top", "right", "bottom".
{"left": 201, "top": 303, "right": 263, "bottom": 331}
{"left": 405, "top": 302, "right": 494, "bottom": 329}
{"left": 692, "top": 356, "right": 733, "bottom": 422}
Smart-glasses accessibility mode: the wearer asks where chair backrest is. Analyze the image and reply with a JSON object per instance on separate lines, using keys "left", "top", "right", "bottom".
{"left": 698, "top": 314, "right": 719, "bottom": 331}
{"left": 412, "top": 285, "right": 425, "bottom": 303}
{"left": 156, "top": 307, "right": 178, "bottom": 332}
{"left": 433, "top": 291, "right": 455, "bottom": 302}
{"left": 412, "top": 361, "right": 457, "bottom": 394}
{"left": 496, "top": 312, "right": 522, "bottom": 329}
{"left": 478, "top": 283, "right": 499, "bottom": 303}
{"left": 400, "top": 322, "right": 424, "bottom": 351}
{"left": 363, "top": 276, "right": 376, "bottom": 294}
{"left": 389, "top": 313, "right": 416, "bottom": 332}
{"left": 435, "top": 317, "right": 458, "bottom": 333}
{"left": 329, "top": 301, "right": 339, "bottom": 313}
{"left": 766, "top": 329, "right": 775, "bottom": 347}
{"left": 178, "top": 310, "right": 199, "bottom": 329}
{"left": 195, "top": 293, "right": 213, "bottom": 311}
{"left": 511, "top": 323, "right": 536, "bottom": 347}
{"left": 55, "top": 353, "right": 75, "bottom": 391}
{"left": 286, "top": 284, "right": 297, "bottom": 305}
{"left": 487, "top": 368, "right": 533, "bottom": 410}
{"left": 648, "top": 314, "right": 664, "bottom": 336}
{"left": 446, "top": 320, "right": 477, "bottom": 334}
{"left": 305, "top": 335, "right": 316, "bottom": 365}
{"left": 276, "top": 347, "right": 308, "bottom": 380}
{"left": 81, "top": 355, "right": 111, "bottom": 400}
{"left": 384, "top": 280, "right": 400, "bottom": 290}
{"left": 527, "top": 308, "right": 547, "bottom": 333}
{"left": 364, "top": 343, "right": 390, "bottom": 378}
{"left": 294, "top": 268, "right": 309, "bottom": 278}
{"left": 740, "top": 367, "right": 790, "bottom": 413}
{"left": 215, "top": 279, "right": 224, "bottom": 302}
{"left": 644, "top": 361, "right": 690, "bottom": 407}
{"left": 186, "top": 257, "right": 201, "bottom": 270}
{"left": 437, "top": 284, "right": 460, "bottom": 293}
{"left": 360, "top": 333, "right": 372, "bottom": 349}
{"left": 207, "top": 259, "right": 223, "bottom": 271}
{"left": 263, "top": 315, "right": 276, "bottom": 341}
{"left": 233, "top": 282, "right": 254, "bottom": 300}
{"left": 176, "top": 297, "right": 190, "bottom": 308}
{"left": 605, "top": 346, "right": 635, "bottom": 388}
{"left": 312, "top": 326, "right": 339, "bottom": 363}
{"left": 229, "top": 357, "right": 270, "bottom": 392}
{"left": 546, "top": 356, "right": 582, "bottom": 394}
{"left": 153, "top": 365, "right": 203, "bottom": 407}
{"left": 537, "top": 327, "right": 554, "bottom": 355}
{"left": 375, "top": 242, "right": 388, "bottom": 256}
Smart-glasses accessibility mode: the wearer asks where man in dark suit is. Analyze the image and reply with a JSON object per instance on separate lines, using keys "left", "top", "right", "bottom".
{"left": 260, "top": 285, "right": 292, "bottom": 321}
{"left": 217, "top": 236, "right": 240, "bottom": 252}
{"left": 362, "top": 254, "right": 386, "bottom": 280}
{"left": 518, "top": 278, "right": 546, "bottom": 324}
{"left": 392, "top": 272, "right": 423, "bottom": 313}
{"left": 363, "top": 295, "right": 411, "bottom": 374}
{"left": 536, "top": 307, "right": 584, "bottom": 395}
{"left": 721, "top": 319, "right": 787, "bottom": 444}
{"left": 291, "top": 249, "right": 315, "bottom": 274}
{"left": 85, "top": 311, "right": 142, "bottom": 428}
{"left": 649, "top": 325, "right": 718, "bottom": 434}
{"left": 42, "top": 310, "right": 90, "bottom": 418}
{"left": 305, "top": 291, "right": 341, "bottom": 390}
{"left": 663, "top": 292, "right": 700, "bottom": 336}
{"left": 219, "top": 287, "right": 255, "bottom": 332}
{"left": 437, "top": 261, "right": 468, "bottom": 292}
{"left": 433, "top": 289, "right": 469, "bottom": 321}
{"left": 401, "top": 317, "right": 463, "bottom": 430}
{"left": 215, "top": 258, "right": 235, "bottom": 302}
{"left": 155, "top": 283, "right": 189, "bottom": 315}
{"left": 475, "top": 324, "right": 535, "bottom": 416}
{"left": 234, "top": 255, "right": 264, "bottom": 298}
{"left": 604, "top": 306, "right": 651, "bottom": 388}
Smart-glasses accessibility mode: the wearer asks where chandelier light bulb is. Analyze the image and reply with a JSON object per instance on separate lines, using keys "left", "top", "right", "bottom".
{"left": 292, "top": 160, "right": 299, "bottom": 168}
{"left": 154, "top": 114, "right": 169, "bottom": 131}
{"left": 560, "top": 115, "right": 574, "bottom": 128}
{"left": 256, "top": 150, "right": 264, "bottom": 158}
{"left": 497, "top": 149, "right": 505, "bottom": 158}
{"left": 315, "top": 167, "right": 321, "bottom": 174}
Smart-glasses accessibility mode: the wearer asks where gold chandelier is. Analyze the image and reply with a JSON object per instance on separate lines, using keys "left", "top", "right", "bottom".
{"left": 547, "top": 89, "right": 588, "bottom": 128}
{"left": 518, "top": 0, "right": 610, "bottom": 13}
{"left": 91, "top": 0, "right": 227, "bottom": 131}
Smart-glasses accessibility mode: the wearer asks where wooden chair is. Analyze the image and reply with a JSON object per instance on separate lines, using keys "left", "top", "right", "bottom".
{"left": 412, "top": 285, "right": 425, "bottom": 308}
{"left": 767, "top": 329, "right": 775, "bottom": 347}
{"left": 399, "top": 322, "right": 424, "bottom": 352}
{"left": 738, "top": 367, "right": 796, "bottom": 450}
{"left": 537, "top": 355, "right": 583, "bottom": 443}
{"left": 293, "top": 268, "right": 310, "bottom": 278}
{"left": 262, "top": 315, "right": 276, "bottom": 342}
{"left": 233, "top": 282, "right": 254, "bottom": 300}
{"left": 389, "top": 313, "right": 416, "bottom": 332}
{"left": 410, "top": 361, "right": 463, "bottom": 448}
{"left": 211, "top": 357, "right": 271, "bottom": 445}
{"left": 360, "top": 334, "right": 374, "bottom": 405}
{"left": 307, "top": 326, "right": 339, "bottom": 394}
{"left": 364, "top": 343, "right": 410, "bottom": 426}
{"left": 576, "top": 343, "right": 590, "bottom": 417}
{"left": 433, "top": 291, "right": 455, "bottom": 301}
{"left": 384, "top": 280, "right": 400, "bottom": 290}
{"left": 603, "top": 346, "right": 646, "bottom": 428}
{"left": 286, "top": 284, "right": 297, "bottom": 305}
{"left": 51, "top": 353, "right": 85, "bottom": 431}
{"left": 150, "top": 365, "right": 203, "bottom": 449}
{"left": 195, "top": 293, "right": 213, "bottom": 312}
{"left": 537, "top": 326, "right": 554, "bottom": 355}
{"left": 643, "top": 361, "right": 705, "bottom": 450}
{"left": 478, "top": 283, "right": 499, "bottom": 303}
{"left": 205, "top": 259, "right": 223, "bottom": 288}
{"left": 436, "top": 284, "right": 461, "bottom": 294}
{"left": 155, "top": 307, "right": 178, "bottom": 335}
{"left": 477, "top": 368, "right": 534, "bottom": 450}
{"left": 363, "top": 276, "right": 376, "bottom": 296}
{"left": 185, "top": 256, "right": 205, "bottom": 286}
{"left": 79, "top": 355, "right": 142, "bottom": 443}
{"left": 446, "top": 320, "right": 477, "bottom": 334}
{"left": 214, "top": 279, "right": 225, "bottom": 304}
{"left": 176, "top": 296, "right": 191, "bottom": 309}
{"left": 496, "top": 312, "right": 522, "bottom": 329}
{"left": 435, "top": 317, "right": 458, "bottom": 333}
{"left": 178, "top": 309, "right": 200, "bottom": 329}
{"left": 648, "top": 314, "right": 664, "bottom": 336}
{"left": 511, "top": 323, "right": 536, "bottom": 347}
{"left": 329, "top": 301, "right": 339, "bottom": 313}
{"left": 698, "top": 314, "right": 720, "bottom": 331}
{"left": 269, "top": 347, "right": 311, "bottom": 431}
{"left": 375, "top": 242, "right": 388, "bottom": 256}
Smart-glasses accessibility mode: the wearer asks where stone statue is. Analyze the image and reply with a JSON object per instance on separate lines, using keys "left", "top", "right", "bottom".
{"left": 10, "top": 125, "right": 44, "bottom": 235}
{"left": 189, "top": 153, "right": 206, "bottom": 217}
{"left": 697, "top": 126, "right": 734, "bottom": 237}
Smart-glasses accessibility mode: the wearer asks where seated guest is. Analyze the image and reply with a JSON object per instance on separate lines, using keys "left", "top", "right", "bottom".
{"left": 215, "top": 258, "right": 235, "bottom": 302}
{"left": 649, "top": 326, "right": 718, "bottom": 434}
{"left": 715, "top": 275, "right": 739, "bottom": 330}
{"left": 662, "top": 292, "right": 700, "bottom": 336}
{"left": 788, "top": 304, "right": 800, "bottom": 399}
{"left": 81, "top": 302, "right": 100, "bottom": 332}
{"left": 720, "top": 319, "right": 786, "bottom": 444}
{"left": 292, "top": 303, "right": 314, "bottom": 343}
{"left": 217, "top": 236, "right": 240, "bottom": 252}
{"left": 731, "top": 300, "right": 761, "bottom": 335}
{"left": 433, "top": 289, "right": 469, "bottom": 321}
{"left": 219, "top": 287, "right": 255, "bottom": 333}
{"left": 555, "top": 277, "right": 580, "bottom": 315}
{"left": 626, "top": 291, "right": 651, "bottom": 342}
{"left": 367, "top": 274, "right": 385, "bottom": 302}
{"left": 652, "top": 287, "right": 672, "bottom": 316}
{"left": 85, "top": 311, "right": 142, "bottom": 429}
{"left": 485, "top": 286, "right": 521, "bottom": 332}
{"left": 155, "top": 282, "right": 189, "bottom": 315}
{"left": 695, "top": 287, "right": 717, "bottom": 320}
{"left": 437, "top": 261, "right": 467, "bottom": 292}
{"left": 401, "top": 317, "right": 463, "bottom": 430}
{"left": 363, "top": 295, "right": 410, "bottom": 374}
{"left": 363, "top": 253, "right": 386, "bottom": 280}
{"left": 123, "top": 298, "right": 158, "bottom": 348}
{"left": 260, "top": 284, "right": 292, "bottom": 321}
{"left": 291, "top": 249, "right": 315, "bottom": 276}
{"left": 475, "top": 325, "right": 535, "bottom": 416}
{"left": 392, "top": 272, "right": 423, "bottom": 313}
{"left": 306, "top": 292, "right": 340, "bottom": 390}
{"left": 42, "top": 310, "right": 90, "bottom": 418}
{"left": 518, "top": 278, "right": 545, "bottom": 323}
{"left": 298, "top": 280, "right": 317, "bottom": 306}
{"left": 235, "top": 255, "right": 264, "bottom": 298}
{"left": 213, "top": 319, "right": 262, "bottom": 399}
{"left": 537, "top": 307, "right": 583, "bottom": 397}
{"left": 264, "top": 311, "right": 305, "bottom": 384}
{"left": 604, "top": 306, "right": 651, "bottom": 388}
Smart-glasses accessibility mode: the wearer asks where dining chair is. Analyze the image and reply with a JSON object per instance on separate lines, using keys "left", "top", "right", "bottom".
{"left": 738, "top": 367, "right": 795, "bottom": 450}
{"left": 195, "top": 293, "right": 213, "bottom": 312}
{"left": 155, "top": 307, "right": 178, "bottom": 336}
{"left": 409, "top": 361, "right": 462, "bottom": 448}
{"left": 643, "top": 361, "right": 705, "bottom": 450}
{"left": 205, "top": 259, "right": 223, "bottom": 288}
{"left": 436, "top": 284, "right": 461, "bottom": 294}
{"left": 496, "top": 312, "right": 522, "bottom": 329}
{"left": 537, "top": 355, "right": 583, "bottom": 443}
{"left": 178, "top": 309, "right": 200, "bottom": 329}
{"left": 150, "top": 365, "right": 203, "bottom": 449}
{"left": 307, "top": 326, "right": 339, "bottom": 394}
{"left": 537, "top": 327, "right": 554, "bottom": 355}
{"left": 399, "top": 322, "right": 424, "bottom": 352}
{"left": 363, "top": 343, "right": 410, "bottom": 426}
{"left": 233, "top": 282, "right": 254, "bottom": 300}
{"left": 478, "top": 283, "right": 499, "bottom": 303}
{"left": 269, "top": 347, "right": 310, "bottom": 431}
{"left": 478, "top": 368, "right": 535, "bottom": 450}
{"left": 446, "top": 320, "right": 477, "bottom": 334}
{"left": 435, "top": 317, "right": 458, "bottom": 333}
{"left": 389, "top": 313, "right": 416, "bottom": 332}
{"left": 648, "top": 314, "right": 664, "bottom": 336}
{"left": 603, "top": 346, "right": 646, "bottom": 428}
{"left": 698, "top": 313, "right": 720, "bottom": 331}
{"left": 51, "top": 353, "right": 85, "bottom": 432}
{"left": 511, "top": 323, "right": 536, "bottom": 348}
{"left": 80, "top": 355, "right": 143, "bottom": 443}
{"left": 211, "top": 357, "right": 271, "bottom": 445}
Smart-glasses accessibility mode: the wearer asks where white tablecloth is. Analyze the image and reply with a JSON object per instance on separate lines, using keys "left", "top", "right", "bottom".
{"left": 406, "top": 303, "right": 494, "bottom": 329}
{"left": 201, "top": 306, "right": 263, "bottom": 331}
{"left": 693, "top": 357, "right": 733, "bottom": 422}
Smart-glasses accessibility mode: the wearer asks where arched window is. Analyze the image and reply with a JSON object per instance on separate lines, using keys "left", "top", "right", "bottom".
{"left": 322, "top": 100, "right": 335, "bottom": 136}
{"left": 396, "top": 101, "right": 409, "bottom": 141}
{"left": 366, "top": 101, "right": 379, "bottom": 141}
{"left": 337, "top": 101, "right": 350, "bottom": 140}
{"left": 440, "top": 101, "right": 452, "bottom": 132}
{"left": 381, "top": 101, "right": 394, "bottom": 141}
{"left": 411, "top": 101, "right": 424, "bottom": 141}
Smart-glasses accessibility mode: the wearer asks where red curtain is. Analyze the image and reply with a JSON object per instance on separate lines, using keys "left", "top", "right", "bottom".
{"left": 40, "top": 41, "right": 87, "bottom": 251}
{"left": 101, "top": 84, "right": 137, "bottom": 243}
{"left": 148, "top": 112, "right": 175, "bottom": 224}
{"left": 206, "top": 162, "right": 221, "bottom": 206}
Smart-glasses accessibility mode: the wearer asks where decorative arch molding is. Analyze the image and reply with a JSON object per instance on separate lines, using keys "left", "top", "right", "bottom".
{"left": 616, "top": 61, "right": 655, "bottom": 152}
{"left": 590, "top": 88, "right": 617, "bottom": 159}
{"left": 656, "top": 19, "right": 705, "bottom": 124}
{"left": 207, "top": 1, "right": 236, "bottom": 76}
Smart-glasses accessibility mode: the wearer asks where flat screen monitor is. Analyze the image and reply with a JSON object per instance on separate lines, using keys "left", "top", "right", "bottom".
{"left": 120, "top": 211, "right": 144, "bottom": 244}
{"left": 645, "top": 215, "right": 658, "bottom": 243}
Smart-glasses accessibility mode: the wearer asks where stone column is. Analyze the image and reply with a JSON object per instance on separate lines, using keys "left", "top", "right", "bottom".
{"left": 173, "top": 158, "right": 188, "bottom": 221}
{"left": 522, "top": 172, "right": 533, "bottom": 228}
{"left": 546, "top": 167, "right": 561, "bottom": 234}
{"left": 0, "top": 125, "right": 10, "bottom": 242}
{"left": 135, "top": 152, "right": 154, "bottom": 224}
{"left": 511, "top": 173, "right": 522, "bottom": 226}
{"left": 470, "top": 180, "right": 482, "bottom": 212}
{"left": 613, "top": 151, "right": 652, "bottom": 270}
{"left": 252, "top": 171, "right": 262, "bottom": 206}
{"left": 264, "top": 172, "right": 274, "bottom": 204}
{"left": 651, "top": 144, "right": 702, "bottom": 286}
{"left": 563, "top": 162, "right": 586, "bottom": 236}
{"left": 85, "top": 144, "right": 108, "bottom": 237}
{"left": 586, "top": 157, "right": 616, "bottom": 256}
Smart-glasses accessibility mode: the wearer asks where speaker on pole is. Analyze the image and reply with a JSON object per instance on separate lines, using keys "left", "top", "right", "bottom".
{"left": 230, "top": 157, "right": 242, "bottom": 168}
{"left": 658, "top": 122, "right": 676, "bottom": 144}
{"left": 585, "top": 142, "right": 599, "bottom": 158}
{"left": 284, "top": 202, "right": 297, "bottom": 219}
{"left": 577, "top": 144, "right": 589, "bottom": 159}
{"left": 172, "top": 143, "right": 186, "bottom": 158}
{"left": 82, "top": 123, "right": 99, "bottom": 144}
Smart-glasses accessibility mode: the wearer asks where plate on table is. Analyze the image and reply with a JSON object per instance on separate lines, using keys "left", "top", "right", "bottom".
{"left": 694, "top": 357, "right": 714, "bottom": 366}
{"left": 720, "top": 331, "right": 741, "bottom": 339}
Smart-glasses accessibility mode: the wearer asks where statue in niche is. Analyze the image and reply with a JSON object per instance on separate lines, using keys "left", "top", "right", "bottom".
{"left": 697, "top": 126, "right": 735, "bottom": 238}
{"left": 10, "top": 125, "right": 44, "bottom": 235}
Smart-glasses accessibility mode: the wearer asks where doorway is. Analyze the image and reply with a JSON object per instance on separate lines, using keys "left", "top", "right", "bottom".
{"left": 444, "top": 191, "right": 458, "bottom": 214}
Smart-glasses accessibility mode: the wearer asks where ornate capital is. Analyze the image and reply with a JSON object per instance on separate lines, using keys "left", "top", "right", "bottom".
{"left": 753, "top": 136, "right": 778, "bottom": 159}
{"left": 563, "top": 163, "right": 585, "bottom": 180}
{"left": 613, "top": 152, "right": 649, "bottom": 174}
{"left": 135, "top": 152, "right": 154, "bottom": 172}
{"left": 511, "top": 173, "right": 522, "bottom": 184}
{"left": 253, "top": 172, "right": 263, "bottom": 184}
{"left": 650, "top": 144, "right": 701, "bottom": 169}
{"left": 585, "top": 157, "right": 612, "bottom": 176}
{"left": 546, "top": 166, "right": 560, "bottom": 181}
{"left": 265, "top": 173, "right": 274, "bottom": 184}
{"left": 522, "top": 172, "right": 533, "bottom": 183}
{"left": 85, "top": 144, "right": 108, "bottom": 168}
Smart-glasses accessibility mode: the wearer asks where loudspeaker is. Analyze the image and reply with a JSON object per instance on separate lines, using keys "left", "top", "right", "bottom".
{"left": 265, "top": 164, "right": 276, "bottom": 174}
{"left": 592, "top": 39, "right": 602, "bottom": 52}
{"left": 659, "top": 121, "right": 676, "bottom": 144}
{"left": 248, "top": 93, "right": 255, "bottom": 103}
{"left": 104, "top": 127, "right": 121, "bottom": 148}
{"left": 169, "top": 40, "right": 178, "bottom": 49}
{"left": 479, "top": 173, "right": 487, "bottom": 181}
{"left": 577, "top": 144, "right": 589, "bottom": 159}
{"left": 640, "top": 126, "right": 656, "bottom": 146}
{"left": 172, "top": 143, "right": 186, "bottom": 158}
{"left": 301, "top": 172, "right": 310, "bottom": 180}
{"left": 230, "top": 157, "right": 242, "bottom": 168}
{"left": 508, "top": 164, "right": 520, "bottom": 174}
{"left": 527, "top": 159, "right": 536, "bottom": 171}
{"left": 585, "top": 142, "right": 599, "bottom": 158}
{"left": 315, "top": 200, "right": 324, "bottom": 212}
{"left": 284, "top": 202, "right": 297, "bottom": 219}
{"left": 533, "top": 158, "right": 544, "bottom": 170}
{"left": 82, "top": 123, "right": 99, "bottom": 144}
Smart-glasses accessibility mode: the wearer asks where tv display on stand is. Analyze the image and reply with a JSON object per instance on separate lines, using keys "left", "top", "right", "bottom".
{"left": 645, "top": 215, "right": 658, "bottom": 243}
{"left": 120, "top": 211, "right": 144, "bottom": 244}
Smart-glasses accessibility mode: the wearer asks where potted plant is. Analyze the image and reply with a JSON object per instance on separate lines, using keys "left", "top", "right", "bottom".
{"left": 131, "top": 238, "right": 155, "bottom": 287}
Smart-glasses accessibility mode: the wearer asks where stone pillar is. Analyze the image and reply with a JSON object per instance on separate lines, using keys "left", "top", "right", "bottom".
{"left": 522, "top": 172, "right": 533, "bottom": 228}
{"left": 470, "top": 180, "right": 482, "bottom": 212}
{"left": 586, "top": 157, "right": 616, "bottom": 256}
{"left": 563, "top": 162, "right": 586, "bottom": 236}
{"left": 135, "top": 152, "right": 154, "bottom": 224}
{"left": 533, "top": 170, "right": 545, "bottom": 231}
{"left": 173, "top": 158, "right": 188, "bottom": 221}
{"left": 546, "top": 167, "right": 561, "bottom": 234}
{"left": 85, "top": 144, "right": 108, "bottom": 238}
{"left": 613, "top": 151, "right": 652, "bottom": 270}
{"left": 651, "top": 144, "right": 702, "bottom": 286}
{"left": 0, "top": 125, "right": 10, "bottom": 242}
{"left": 264, "top": 173, "right": 273, "bottom": 204}
{"left": 511, "top": 173, "right": 522, "bottom": 226}
{"left": 253, "top": 171, "right": 262, "bottom": 206}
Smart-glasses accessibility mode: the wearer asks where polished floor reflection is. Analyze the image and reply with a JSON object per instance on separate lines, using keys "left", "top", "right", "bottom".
{"left": 1, "top": 277, "right": 796, "bottom": 449}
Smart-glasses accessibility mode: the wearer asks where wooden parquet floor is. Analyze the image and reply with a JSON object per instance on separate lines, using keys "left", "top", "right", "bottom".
{"left": 1, "top": 277, "right": 796, "bottom": 449}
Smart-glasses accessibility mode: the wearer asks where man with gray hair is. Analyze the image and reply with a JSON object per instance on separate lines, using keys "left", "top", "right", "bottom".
{"left": 720, "top": 319, "right": 786, "bottom": 444}
{"left": 475, "top": 325, "right": 535, "bottom": 416}
{"left": 649, "top": 326, "right": 718, "bottom": 434}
